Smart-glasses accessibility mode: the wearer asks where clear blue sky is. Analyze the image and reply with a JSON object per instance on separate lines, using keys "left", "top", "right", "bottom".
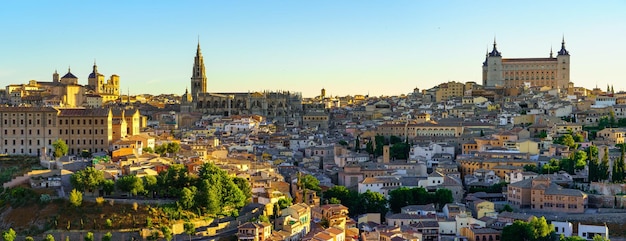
{"left": 1, "top": 1, "right": 625, "bottom": 98}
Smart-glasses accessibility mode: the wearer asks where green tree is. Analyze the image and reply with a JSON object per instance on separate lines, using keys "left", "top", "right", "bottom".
{"left": 561, "top": 236, "right": 587, "bottom": 241}
{"left": 358, "top": 190, "right": 388, "bottom": 215}
{"left": 142, "top": 147, "right": 154, "bottom": 153}
{"left": 388, "top": 187, "right": 415, "bottom": 213}
{"left": 102, "top": 232, "right": 112, "bottom": 241}
{"left": 116, "top": 175, "right": 145, "bottom": 196}
{"left": 70, "top": 167, "right": 105, "bottom": 194}
{"left": 501, "top": 220, "right": 533, "bottom": 241}
{"left": 500, "top": 204, "right": 513, "bottom": 212}
{"left": 259, "top": 215, "right": 270, "bottom": 222}
{"left": 301, "top": 174, "right": 322, "bottom": 193}
{"left": 144, "top": 175, "right": 158, "bottom": 197}
{"left": 195, "top": 179, "right": 220, "bottom": 214}
{"left": 166, "top": 142, "right": 181, "bottom": 154}
{"left": 329, "top": 197, "right": 341, "bottom": 204}
{"left": 52, "top": 138, "right": 69, "bottom": 158}
{"left": 84, "top": 232, "right": 94, "bottom": 241}
{"left": 180, "top": 186, "right": 196, "bottom": 210}
{"left": 592, "top": 234, "right": 610, "bottom": 241}
{"left": 573, "top": 133, "right": 585, "bottom": 142}
{"left": 365, "top": 141, "right": 374, "bottom": 154}
{"left": 2, "top": 228, "right": 16, "bottom": 241}
{"left": 161, "top": 226, "right": 173, "bottom": 241}
{"left": 44, "top": 234, "right": 55, "bottom": 241}
{"left": 324, "top": 185, "right": 359, "bottom": 212}
{"left": 154, "top": 144, "right": 167, "bottom": 156}
{"left": 233, "top": 177, "right": 252, "bottom": 203}
{"left": 184, "top": 222, "right": 195, "bottom": 241}
{"left": 101, "top": 179, "right": 115, "bottom": 195}
{"left": 434, "top": 188, "right": 454, "bottom": 210}
{"left": 571, "top": 150, "right": 588, "bottom": 170}
{"left": 354, "top": 136, "right": 361, "bottom": 152}
{"left": 599, "top": 146, "right": 611, "bottom": 181}
{"left": 69, "top": 189, "right": 83, "bottom": 207}
{"left": 613, "top": 145, "right": 625, "bottom": 182}
{"left": 278, "top": 197, "right": 293, "bottom": 209}
{"left": 25, "top": 237, "right": 35, "bottom": 241}
{"left": 502, "top": 217, "right": 554, "bottom": 241}
{"left": 554, "top": 134, "right": 577, "bottom": 150}
{"left": 338, "top": 140, "right": 348, "bottom": 146}
{"left": 588, "top": 146, "right": 600, "bottom": 182}
{"left": 374, "top": 134, "right": 386, "bottom": 157}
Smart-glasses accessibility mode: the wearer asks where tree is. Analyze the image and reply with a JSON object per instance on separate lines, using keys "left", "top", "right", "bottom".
{"left": 142, "top": 147, "right": 154, "bottom": 153}
{"left": 102, "top": 232, "right": 112, "bottom": 241}
{"left": 2, "top": 228, "right": 16, "bottom": 241}
{"left": 166, "top": 142, "right": 181, "bottom": 154}
{"left": 69, "top": 189, "right": 83, "bottom": 207}
{"left": 365, "top": 141, "right": 374, "bottom": 154}
{"left": 44, "top": 234, "right": 55, "bottom": 241}
{"left": 592, "top": 234, "right": 610, "bottom": 241}
{"left": 154, "top": 144, "right": 167, "bottom": 156}
{"left": 501, "top": 220, "right": 533, "bottom": 241}
{"left": 588, "top": 146, "right": 600, "bottom": 182}
{"left": 500, "top": 204, "right": 513, "bottom": 212}
{"left": 25, "top": 237, "right": 34, "bottom": 241}
{"left": 554, "top": 134, "right": 577, "bottom": 150}
{"left": 184, "top": 222, "right": 195, "bottom": 241}
{"left": 52, "top": 138, "right": 69, "bottom": 158}
{"left": 434, "top": 188, "right": 454, "bottom": 210}
{"left": 233, "top": 177, "right": 252, "bottom": 203}
{"left": 161, "top": 226, "right": 173, "bottom": 241}
{"left": 613, "top": 145, "right": 625, "bottom": 182}
{"left": 195, "top": 180, "right": 220, "bottom": 214}
{"left": 338, "top": 140, "right": 348, "bottom": 146}
{"left": 101, "top": 179, "right": 115, "bottom": 196}
{"left": 570, "top": 150, "right": 587, "bottom": 170}
{"left": 358, "top": 190, "right": 388, "bottom": 215}
{"left": 144, "top": 175, "right": 158, "bottom": 197}
{"left": 573, "top": 133, "right": 585, "bottom": 142}
{"left": 501, "top": 217, "right": 554, "bottom": 241}
{"left": 301, "top": 174, "right": 322, "bottom": 193}
{"left": 599, "top": 146, "right": 611, "bottom": 181}
{"left": 561, "top": 236, "right": 587, "bottom": 241}
{"left": 84, "top": 232, "right": 94, "bottom": 241}
{"left": 278, "top": 197, "right": 293, "bottom": 209}
{"left": 324, "top": 185, "right": 360, "bottom": 212}
{"left": 259, "top": 215, "right": 270, "bottom": 222}
{"left": 354, "top": 136, "right": 361, "bottom": 152}
{"left": 70, "top": 167, "right": 105, "bottom": 194}
{"left": 180, "top": 187, "right": 196, "bottom": 210}
{"left": 116, "top": 175, "right": 145, "bottom": 196}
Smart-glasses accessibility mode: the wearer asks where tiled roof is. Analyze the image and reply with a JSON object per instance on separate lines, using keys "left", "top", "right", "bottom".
{"left": 57, "top": 108, "right": 109, "bottom": 117}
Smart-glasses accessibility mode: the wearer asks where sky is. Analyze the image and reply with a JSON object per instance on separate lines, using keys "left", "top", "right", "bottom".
{"left": 0, "top": 1, "right": 625, "bottom": 98}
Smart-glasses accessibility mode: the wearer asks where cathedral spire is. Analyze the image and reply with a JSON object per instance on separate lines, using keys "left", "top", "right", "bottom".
{"left": 488, "top": 36, "right": 501, "bottom": 57}
{"left": 191, "top": 40, "right": 207, "bottom": 99}
{"left": 558, "top": 35, "right": 569, "bottom": 56}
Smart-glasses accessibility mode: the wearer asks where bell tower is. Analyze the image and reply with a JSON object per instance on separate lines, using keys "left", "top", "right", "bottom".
{"left": 190, "top": 41, "right": 207, "bottom": 101}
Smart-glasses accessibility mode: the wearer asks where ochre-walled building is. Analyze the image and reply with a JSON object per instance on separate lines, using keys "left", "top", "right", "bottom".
{"left": 482, "top": 38, "right": 570, "bottom": 90}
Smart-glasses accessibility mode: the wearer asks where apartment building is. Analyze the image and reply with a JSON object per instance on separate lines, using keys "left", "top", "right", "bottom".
{"left": 507, "top": 176, "right": 587, "bottom": 213}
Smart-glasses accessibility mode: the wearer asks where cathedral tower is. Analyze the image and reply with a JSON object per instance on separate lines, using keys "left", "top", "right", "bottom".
{"left": 190, "top": 41, "right": 207, "bottom": 100}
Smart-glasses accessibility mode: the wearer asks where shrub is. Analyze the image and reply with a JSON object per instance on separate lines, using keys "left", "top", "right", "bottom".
{"left": 69, "top": 189, "right": 82, "bottom": 207}
{"left": 40, "top": 194, "right": 52, "bottom": 204}
{"left": 95, "top": 197, "right": 105, "bottom": 205}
